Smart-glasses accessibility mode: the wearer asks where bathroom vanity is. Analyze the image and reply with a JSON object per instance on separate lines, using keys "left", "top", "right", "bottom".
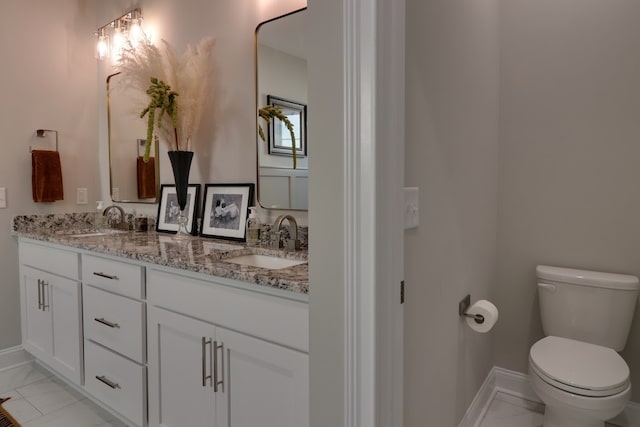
{"left": 16, "top": 224, "right": 309, "bottom": 427}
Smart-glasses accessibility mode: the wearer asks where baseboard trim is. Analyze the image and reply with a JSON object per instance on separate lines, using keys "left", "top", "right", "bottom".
{"left": 459, "top": 366, "right": 640, "bottom": 427}
{"left": 0, "top": 346, "right": 32, "bottom": 372}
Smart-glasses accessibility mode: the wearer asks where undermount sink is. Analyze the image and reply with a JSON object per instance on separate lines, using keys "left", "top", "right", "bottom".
{"left": 224, "top": 254, "right": 306, "bottom": 270}
{"left": 69, "top": 230, "right": 128, "bottom": 238}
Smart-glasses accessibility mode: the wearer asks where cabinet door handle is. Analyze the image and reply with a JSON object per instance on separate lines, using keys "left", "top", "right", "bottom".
{"left": 37, "top": 279, "right": 43, "bottom": 311}
{"left": 93, "top": 272, "right": 119, "bottom": 280}
{"left": 202, "top": 337, "right": 212, "bottom": 387}
{"left": 41, "top": 281, "right": 49, "bottom": 311}
{"left": 213, "top": 340, "right": 224, "bottom": 393}
{"left": 94, "top": 318, "right": 120, "bottom": 329}
{"left": 95, "top": 375, "right": 120, "bottom": 389}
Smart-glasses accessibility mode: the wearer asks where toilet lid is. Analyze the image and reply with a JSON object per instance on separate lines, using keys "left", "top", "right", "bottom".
{"left": 530, "top": 336, "right": 630, "bottom": 397}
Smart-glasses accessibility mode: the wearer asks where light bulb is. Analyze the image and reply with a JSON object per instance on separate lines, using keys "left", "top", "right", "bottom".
{"left": 111, "top": 25, "right": 125, "bottom": 63}
{"left": 95, "top": 30, "right": 109, "bottom": 60}
{"left": 129, "top": 18, "right": 144, "bottom": 47}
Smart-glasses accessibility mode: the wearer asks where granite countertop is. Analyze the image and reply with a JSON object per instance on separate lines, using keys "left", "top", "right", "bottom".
{"left": 14, "top": 216, "right": 308, "bottom": 295}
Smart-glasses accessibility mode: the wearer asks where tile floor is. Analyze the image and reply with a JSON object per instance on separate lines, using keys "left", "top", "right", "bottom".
{"left": 0, "top": 362, "right": 125, "bottom": 427}
{"left": 478, "top": 391, "right": 620, "bottom": 427}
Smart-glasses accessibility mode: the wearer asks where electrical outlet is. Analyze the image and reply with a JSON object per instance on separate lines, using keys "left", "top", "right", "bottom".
{"left": 77, "top": 188, "right": 88, "bottom": 205}
{"left": 0, "top": 187, "right": 6, "bottom": 208}
{"left": 404, "top": 187, "right": 419, "bottom": 229}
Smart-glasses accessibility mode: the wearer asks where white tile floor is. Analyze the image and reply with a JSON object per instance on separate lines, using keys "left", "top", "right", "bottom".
{"left": 478, "top": 391, "right": 620, "bottom": 427}
{"left": 0, "top": 362, "right": 125, "bottom": 427}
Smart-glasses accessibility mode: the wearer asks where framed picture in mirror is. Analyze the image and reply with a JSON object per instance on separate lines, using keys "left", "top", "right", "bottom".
{"left": 156, "top": 184, "right": 200, "bottom": 235}
{"left": 267, "top": 95, "right": 307, "bottom": 157}
{"left": 200, "top": 183, "right": 254, "bottom": 241}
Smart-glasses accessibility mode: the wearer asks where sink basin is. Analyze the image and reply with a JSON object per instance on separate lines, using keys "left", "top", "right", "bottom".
{"left": 224, "top": 254, "right": 306, "bottom": 270}
{"left": 69, "top": 230, "right": 128, "bottom": 238}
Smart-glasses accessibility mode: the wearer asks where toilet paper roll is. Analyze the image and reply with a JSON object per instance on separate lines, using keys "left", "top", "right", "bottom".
{"left": 466, "top": 300, "right": 499, "bottom": 333}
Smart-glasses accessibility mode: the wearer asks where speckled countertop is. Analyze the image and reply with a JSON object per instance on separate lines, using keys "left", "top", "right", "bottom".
{"left": 13, "top": 213, "right": 308, "bottom": 295}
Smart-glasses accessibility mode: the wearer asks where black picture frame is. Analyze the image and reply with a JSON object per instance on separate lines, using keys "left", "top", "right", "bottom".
{"left": 267, "top": 95, "right": 307, "bottom": 157}
{"left": 155, "top": 184, "right": 200, "bottom": 235}
{"left": 200, "top": 183, "right": 255, "bottom": 241}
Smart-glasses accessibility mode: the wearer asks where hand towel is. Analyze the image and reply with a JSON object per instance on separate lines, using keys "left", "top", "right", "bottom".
{"left": 137, "top": 156, "right": 157, "bottom": 199}
{"left": 31, "top": 150, "right": 64, "bottom": 202}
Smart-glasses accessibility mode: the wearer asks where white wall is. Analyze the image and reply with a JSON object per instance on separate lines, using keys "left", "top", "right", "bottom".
{"left": 404, "top": 0, "right": 500, "bottom": 425}
{"left": 0, "top": 0, "right": 99, "bottom": 350}
{"left": 307, "top": 0, "right": 344, "bottom": 424}
{"left": 495, "top": 0, "right": 640, "bottom": 402}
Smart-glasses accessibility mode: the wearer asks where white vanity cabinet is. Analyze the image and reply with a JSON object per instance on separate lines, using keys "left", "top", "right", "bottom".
{"left": 18, "top": 238, "right": 309, "bottom": 427}
{"left": 147, "top": 269, "right": 309, "bottom": 427}
{"left": 19, "top": 241, "right": 83, "bottom": 385}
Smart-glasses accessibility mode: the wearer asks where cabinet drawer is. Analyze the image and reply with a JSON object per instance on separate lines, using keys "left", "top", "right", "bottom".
{"left": 84, "top": 340, "right": 145, "bottom": 427}
{"left": 20, "top": 240, "right": 79, "bottom": 280}
{"left": 82, "top": 255, "right": 144, "bottom": 299}
{"left": 84, "top": 285, "right": 145, "bottom": 363}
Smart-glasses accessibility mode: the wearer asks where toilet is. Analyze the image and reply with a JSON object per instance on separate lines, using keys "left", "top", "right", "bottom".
{"left": 529, "top": 265, "right": 639, "bottom": 427}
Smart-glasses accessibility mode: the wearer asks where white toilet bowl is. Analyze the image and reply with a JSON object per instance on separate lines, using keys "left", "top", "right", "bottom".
{"left": 529, "top": 336, "right": 631, "bottom": 427}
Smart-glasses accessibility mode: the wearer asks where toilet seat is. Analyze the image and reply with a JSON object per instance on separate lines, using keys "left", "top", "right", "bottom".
{"left": 530, "top": 336, "right": 630, "bottom": 397}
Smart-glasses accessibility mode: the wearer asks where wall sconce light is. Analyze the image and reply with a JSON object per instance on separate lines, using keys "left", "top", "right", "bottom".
{"left": 95, "top": 8, "right": 145, "bottom": 62}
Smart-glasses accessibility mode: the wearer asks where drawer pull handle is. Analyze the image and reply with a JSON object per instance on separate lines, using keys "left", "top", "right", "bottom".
{"left": 41, "top": 281, "right": 49, "bottom": 311}
{"left": 93, "top": 272, "right": 119, "bottom": 280}
{"left": 202, "top": 337, "right": 212, "bottom": 387}
{"left": 94, "top": 318, "right": 120, "bottom": 329}
{"left": 214, "top": 340, "right": 224, "bottom": 392}
{"left": 95, "top": 375, "right": 120, "bottom": 390}
{"left": 37, "top": 279, "right": 43, "bottom": 310}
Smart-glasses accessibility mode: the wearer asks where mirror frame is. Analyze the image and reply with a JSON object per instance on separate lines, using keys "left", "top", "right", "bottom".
{"left": 254, "top": 7, "right": 308, "bottom": 211}
{"left": 107, "top": 72, "right": 160, "bottom": 203}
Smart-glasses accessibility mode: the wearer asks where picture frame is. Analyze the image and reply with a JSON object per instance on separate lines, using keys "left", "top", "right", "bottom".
{"left": 200, "top": 183, "right": 255, "bottom": 241}
{"left": 156, "top": 184, "right": 200, "bottom": 235}
{"left": 267, "top": 95, "right": 307, "bottom": 157}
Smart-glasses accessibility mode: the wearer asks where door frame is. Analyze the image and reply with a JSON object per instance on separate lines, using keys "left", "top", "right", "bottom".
{"left": 343, "top": 0, "right": 405, "bottom": 426}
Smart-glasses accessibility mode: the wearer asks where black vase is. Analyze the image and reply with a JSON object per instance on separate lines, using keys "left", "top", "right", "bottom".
{"left": 168, "top": 150, "right": 194, "bottom": 211}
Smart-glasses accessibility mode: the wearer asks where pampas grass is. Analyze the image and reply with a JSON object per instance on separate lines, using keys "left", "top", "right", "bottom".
{"left": 117, "top": 36, "right": 215, "bottom": 157}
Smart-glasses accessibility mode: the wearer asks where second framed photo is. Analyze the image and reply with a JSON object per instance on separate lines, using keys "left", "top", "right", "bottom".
{"left": 200, "top": 183, "right": 255, "bottom": 241}
{"left": 156, "top": 184, "right": 201, "bottom": 235}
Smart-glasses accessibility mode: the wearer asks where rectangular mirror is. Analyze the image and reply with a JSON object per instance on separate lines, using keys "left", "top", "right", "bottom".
{"left": 256, "top": 8, "right": 308, "bottom": 210}
{"left": 107, "top": 72, "right": 160, "bottom": 203}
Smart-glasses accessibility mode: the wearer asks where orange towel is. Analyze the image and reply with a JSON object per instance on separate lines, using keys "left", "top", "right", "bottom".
{"left": 137, "top": 156, "right": 157, "bottom": 199}
{"left": 31, "top": 150, "right": 64, "bottom": 203}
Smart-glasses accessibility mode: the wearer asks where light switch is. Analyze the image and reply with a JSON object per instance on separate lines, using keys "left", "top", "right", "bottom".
{"left": 404, "top": 187, "right": 419, "bottom": 229}
{"left": 77, "top": 188, "right": 88, "bottom": 205}
{"left": 0, "top": 187, "right": 6, "bottom": 208}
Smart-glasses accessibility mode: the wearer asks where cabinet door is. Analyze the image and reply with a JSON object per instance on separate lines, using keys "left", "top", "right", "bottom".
{"left": 21, "top": 267, "right": 52, "bottom": 360}
{"left": 49, "top": 275, "right": 82, "bottom": 385}
{"left": 215, "top": 327, "right": 309, "bottom": 427}
{"left": 21, "top": 267, "right": 82, "bottom": 385}
{"left": 148, "top": 307, "right": 217, "bottom": 427}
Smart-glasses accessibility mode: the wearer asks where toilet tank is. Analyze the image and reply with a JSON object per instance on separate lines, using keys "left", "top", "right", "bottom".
{"left": 536, "top": 265, "right": 639, "bottom": 351}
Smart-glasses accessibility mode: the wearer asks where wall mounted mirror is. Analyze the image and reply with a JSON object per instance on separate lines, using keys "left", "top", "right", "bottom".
{"left": 256, "top": 8, "right": 308, "bottom": 210}
{"left": 107, "top": 72, "right": 160, "bottom": 203}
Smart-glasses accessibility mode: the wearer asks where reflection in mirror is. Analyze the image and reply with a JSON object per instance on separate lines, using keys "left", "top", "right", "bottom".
{"left": 256, "top": 8, "right": 308, "bottom": 210}
{"left": 107, "top": 72, "right": 159, "bottom": 203}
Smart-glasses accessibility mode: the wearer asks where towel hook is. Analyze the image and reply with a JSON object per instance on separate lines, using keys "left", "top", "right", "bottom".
{"left": 31, "top": 129, "right": 59, "bottom": 152}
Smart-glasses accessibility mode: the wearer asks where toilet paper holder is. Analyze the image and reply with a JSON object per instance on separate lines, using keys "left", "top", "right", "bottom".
{"left": 459, "top": 294, "right": 485, "bottom": 324}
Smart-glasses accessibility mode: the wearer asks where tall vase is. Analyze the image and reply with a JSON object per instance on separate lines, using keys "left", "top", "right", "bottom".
{"left": 168, "top": 150, "right": 194, "bottom": 238}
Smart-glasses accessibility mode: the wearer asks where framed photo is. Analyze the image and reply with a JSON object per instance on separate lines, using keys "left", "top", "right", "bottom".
{"left": 267, "top": 95, "right": 307, "bottom": 157}
{"left": 200, "top": 183, "right": 255, "bottom": 241}
{"left": 156, "top": 184, "right": 200, "bottom": 234}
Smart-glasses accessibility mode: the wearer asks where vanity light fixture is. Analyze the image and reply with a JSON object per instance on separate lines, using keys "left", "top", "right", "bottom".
{"left": 95, "top": 8, "right": 145, "bottom": 62}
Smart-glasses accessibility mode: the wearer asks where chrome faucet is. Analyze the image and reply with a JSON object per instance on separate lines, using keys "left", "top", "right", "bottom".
{"left": 272, "top": 214, "right": 300, "bottom": 251}
{"left": 102, "top": 205, "right": 126, "bottom": 229}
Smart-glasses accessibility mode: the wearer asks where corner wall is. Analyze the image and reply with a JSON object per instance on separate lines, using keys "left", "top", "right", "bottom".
{"left": 495, "top": 0, "right": 640, "bottom": 402}
{"left": 404, "top": 0, "right": 500, "bottom": 425}
{"left": 0, "top": 0, "right": 99, "bottom": 350}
